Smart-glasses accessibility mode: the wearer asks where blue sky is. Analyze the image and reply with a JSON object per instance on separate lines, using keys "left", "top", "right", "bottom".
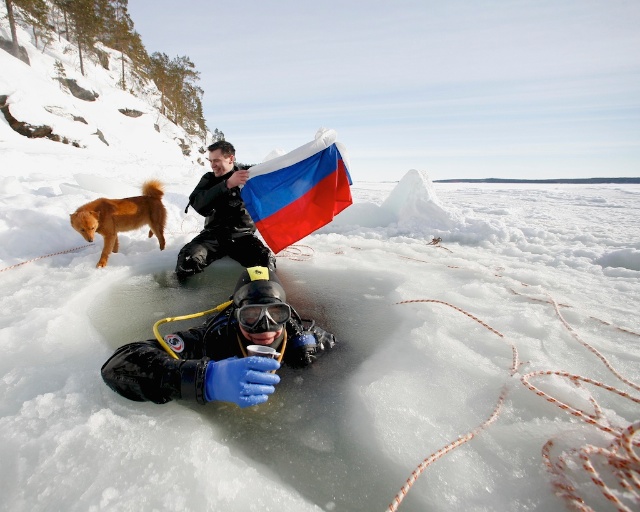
{"left": 128, "top": 0, "right": 640, "bottom": 182}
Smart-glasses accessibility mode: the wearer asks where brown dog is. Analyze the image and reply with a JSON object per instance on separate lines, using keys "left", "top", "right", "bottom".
{"left": 70, "top": 180, "right": 167, "bottom": 267}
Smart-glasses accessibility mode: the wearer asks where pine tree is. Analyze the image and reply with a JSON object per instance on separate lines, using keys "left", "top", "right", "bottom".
{"left": 50, "top": 0, "right": 72, "bottom": 41}
{"left": 146, "top": 53, "right": 210, "bottom": 142}
{"left": 211, "top": 129, "right": 225, "bottom": 143}
{"left": 54, "top": 59, "right": 67, "bottom": 80}
{"left": 65, "top": 0, "right": 101, "bottom": 76}
{"left": 149, "top": 51, "right": 170, "bottom": 115}
{"left": 2, "top": 0, "right": 220, "bottom": 143}
{"left": 126, "top": 30, "right": 149, "bottom": 72}
{"left": 4, "top": 0, "right": 21, "bottom": 58}
{"left": 191, "top": 89, "right": 208, "bottom": 143}
{"left": 166, "top": 55, "right": 199, "bottom": 126}
{"left": 14, "top": 0, "right": 49, "bottom": 50}
{"left": 98, "top": 0, "right": 137, "bottom": 88}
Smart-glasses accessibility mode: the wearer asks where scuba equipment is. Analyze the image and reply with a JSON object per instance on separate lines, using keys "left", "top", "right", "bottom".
{"left": 290, "top": 331, "right": 317, "bottom": 367}
{"left": 236, "top": 303, "right": 291, "bottom": 333}
{"left": 153, "top": 267, "right": 288, "bottom": 358}
{"left": 288, "top": 319, "right": 337, "bottom": 368}
{"left": 102, "top": 263, "right": 338, "bottom": 409}
{"left": 153, "top": 300, "right": 232, "bottom": 359}
{"left": 232, "top": 266, "right": 289, "bottom": 335}
{"left": 151, "top": 266, "right": 334, "bottom": 369}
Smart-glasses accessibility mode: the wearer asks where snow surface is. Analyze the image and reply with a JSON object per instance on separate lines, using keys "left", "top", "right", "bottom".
{"left": 1, "top": 7, "right": 639, "bottom": 512}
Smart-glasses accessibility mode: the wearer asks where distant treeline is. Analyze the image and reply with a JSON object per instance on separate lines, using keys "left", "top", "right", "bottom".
{"left": 434, "top": 178, "right": 640, "bottom": 184}
{"left": 4, "top": 0, "right": 222, "bottom": 143}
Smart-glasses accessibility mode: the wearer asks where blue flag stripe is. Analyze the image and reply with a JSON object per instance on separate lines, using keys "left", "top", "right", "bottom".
{"left": 242, "top": 144, "right": 343, "bottom": 222}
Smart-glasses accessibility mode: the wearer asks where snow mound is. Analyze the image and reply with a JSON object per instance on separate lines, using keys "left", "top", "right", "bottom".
{"left": 596, "top": 248, "right": 640, "bottom": 271}
{"left": 263, "top": 149, "right": 287, "bottom": 161}
{"left": 327, "top": 169, "right": 508, "bottom": 244}
{"left": 381, "top": 169, "right": 464, "bottom": 230}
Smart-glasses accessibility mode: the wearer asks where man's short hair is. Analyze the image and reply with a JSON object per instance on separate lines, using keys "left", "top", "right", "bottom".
{"left": 207, "top": 141, "right": 235, "bottom": 156}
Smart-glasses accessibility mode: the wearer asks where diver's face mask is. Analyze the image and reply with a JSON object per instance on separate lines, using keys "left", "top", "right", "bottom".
{"left": 236, "top": 303, "right": 291, "bottom": 333}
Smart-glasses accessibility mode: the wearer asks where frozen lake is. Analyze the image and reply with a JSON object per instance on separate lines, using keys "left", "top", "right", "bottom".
{"left": 2, "top": 173, "right": 638, "bottom": 511}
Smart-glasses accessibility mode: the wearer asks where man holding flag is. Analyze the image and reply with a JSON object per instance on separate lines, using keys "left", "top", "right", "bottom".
{"left": 176, "top": 130, "right": 353, "bottom": 281}
{"left": 176, "top": 141, "right": 275, "bottom": 281}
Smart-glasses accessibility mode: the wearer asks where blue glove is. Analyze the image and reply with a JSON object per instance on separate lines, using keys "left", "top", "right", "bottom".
{"left": 204, "top": 356, "right": 280, "bottom": 408}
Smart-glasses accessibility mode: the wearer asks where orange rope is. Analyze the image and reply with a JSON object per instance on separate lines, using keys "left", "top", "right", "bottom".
{"left": 388, "top": 385, "right": 509, "bottom": 512}
{"left": 177, "top": 215, "right": 200, "bottom": 235}
{"left": 385, "top": 294, "right": 639, "bottom": 511}
{"left": 545, "top": 292, "right": 640, "bottom": 393}
{"left": 523, "top": 295, "right": 640, "bottom": 511}
{"left": 542, "top": 422, "right": 640, "bottom": 512}
{"left": 589, "top": 317, "right": 640, "bottom": 338}
{"left": 236, "top": 241, "right": 638, "bottom": 509}
{"left": 277, "top": 244, "right": 315, "bottom": 261}
{"left": 521, "top": 371, "right": 640, "bottom": 437}
{"left": 0, "top": 244, "right": 93, "bottom": 273}
{"left": 386, "top": 299, "right": 519, "bottom": 512}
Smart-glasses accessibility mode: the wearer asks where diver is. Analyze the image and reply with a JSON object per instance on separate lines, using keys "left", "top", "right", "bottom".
{"left": 101, "top": 266, "right": 337, "bottom": 407}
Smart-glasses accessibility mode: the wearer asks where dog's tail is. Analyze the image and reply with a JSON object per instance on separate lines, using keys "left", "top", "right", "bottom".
{"left": 141, "top": 179, "right": 164, "bottom": 199}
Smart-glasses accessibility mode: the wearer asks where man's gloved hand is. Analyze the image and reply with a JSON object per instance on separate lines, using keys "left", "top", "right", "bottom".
{"left": 204, "top": 356, "right": 280, "bottom": 408}
{"left": 314, "top": 326, "right": 337, "bottom": 351}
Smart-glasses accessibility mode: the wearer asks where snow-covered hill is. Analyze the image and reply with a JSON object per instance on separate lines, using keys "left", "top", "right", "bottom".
{"left": 0, "top": 2, "right": 208, "bottom": 168}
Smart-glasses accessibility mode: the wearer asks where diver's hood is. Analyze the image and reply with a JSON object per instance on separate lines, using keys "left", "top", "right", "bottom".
{"left": 232, "top": 266, "right": 286, "bottom": 306}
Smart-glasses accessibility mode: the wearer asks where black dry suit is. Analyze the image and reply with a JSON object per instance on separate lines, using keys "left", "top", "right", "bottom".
{"left": 185, "top": 165, "right": 255, "bottom": 236}
{"left": 176, "top": 165, "right": 275, "bottom": 278}
{"left": 101, "top": 305, "right": 337, "bottom": 405}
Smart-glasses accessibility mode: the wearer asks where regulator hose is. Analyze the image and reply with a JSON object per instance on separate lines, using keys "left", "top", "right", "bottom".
{"left": 153, "top": 300, "right": 233, "bottom": 359}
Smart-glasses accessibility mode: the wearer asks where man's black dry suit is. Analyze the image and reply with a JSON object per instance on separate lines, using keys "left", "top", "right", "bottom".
{"left": 101, "top": 306, "right": 336, "bottom": 404}
{"left": 175, "top": 165, "right": 274, "bottom": 278}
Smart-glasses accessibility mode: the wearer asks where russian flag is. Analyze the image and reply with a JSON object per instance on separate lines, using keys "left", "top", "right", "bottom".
{"left": 241, "top": 129, "right": 353, "bottom": 254}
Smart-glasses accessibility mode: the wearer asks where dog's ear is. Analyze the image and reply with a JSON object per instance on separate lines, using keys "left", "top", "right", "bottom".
{"left": 90, "top": 210, "right": 100, "bottom": 219}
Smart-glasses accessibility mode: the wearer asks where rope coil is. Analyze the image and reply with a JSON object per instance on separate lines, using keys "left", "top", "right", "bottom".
{"left": 385, "top": 293, "right": 639, "bottom": 511}
{"left": 277, "top": 244, "right": 315, "bottom": 261}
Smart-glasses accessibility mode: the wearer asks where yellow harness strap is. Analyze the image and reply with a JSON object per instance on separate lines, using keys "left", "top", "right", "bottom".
{"left": 153, "top": 300, "right": 233, "bottom": 359}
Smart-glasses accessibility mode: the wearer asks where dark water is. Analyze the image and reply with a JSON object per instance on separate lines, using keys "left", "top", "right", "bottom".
{"left": 90, "top": 258, "right": 423, "bottom": 511}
